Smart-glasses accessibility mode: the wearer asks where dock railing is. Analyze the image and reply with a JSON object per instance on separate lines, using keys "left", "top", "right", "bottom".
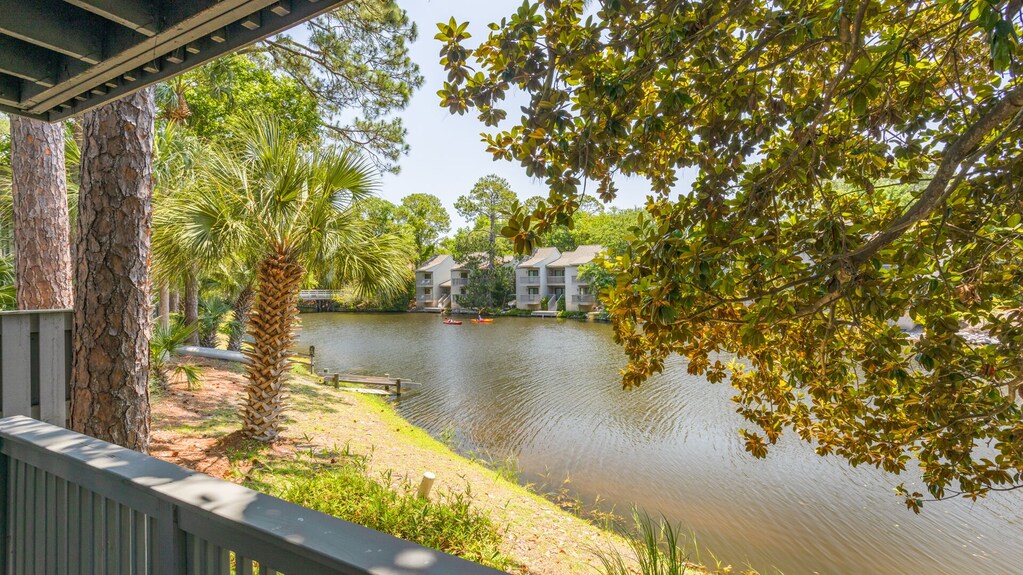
{"left": 0, "top": 416, "right": 502, "bottom": 574}
{"left": 0, "top": 310, "right": 73, "bottom": 426}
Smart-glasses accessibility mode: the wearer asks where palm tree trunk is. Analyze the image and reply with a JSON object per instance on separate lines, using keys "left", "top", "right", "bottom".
{"left": 169, "top": 289, "right": 180, "bottom": 314}
{"left": 227, "top": 282, "right": 254, "bottom": 351}
{"left": 70, "top": 88, "right": 155, "bottom": 452}
{"left": 241, "top": 250, "right": 304, "bottom": 441}
{"left": 9, "top": 117, "right": 73, "bottom": 310}
{"left": 158, "top": 283, "right": 170, "bottom": 329}
{"left": 184, "top": 272, "right": 199, "bottom": 344}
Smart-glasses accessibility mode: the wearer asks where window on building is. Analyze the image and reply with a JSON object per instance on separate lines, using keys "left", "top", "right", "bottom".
{"left": 527, "top": 287, "right": 539, "bottom": 295}
{"left": 527, "top": 269, "right": 539, "bottom": 277}
{"left": 424, "top": 287, "right": 432, "bottom": 295}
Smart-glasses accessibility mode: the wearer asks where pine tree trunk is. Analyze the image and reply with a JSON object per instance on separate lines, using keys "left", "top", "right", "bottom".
{"left": 9, "top": 117, "right": 73, "bottom": 310}
{"left": 241, "top": 250, "right": 303, "bottom": 441}
{"left": 227, "top": 282, "right": 255, "bottom": 351}
{"left": 184, "top": 272, "right": 199, "bottom": 344}
{"left": 158, "top": 283, "right": 170, "bottom": 329}
{"left": 70, "top": 89, "right": 155, "bottom": 452}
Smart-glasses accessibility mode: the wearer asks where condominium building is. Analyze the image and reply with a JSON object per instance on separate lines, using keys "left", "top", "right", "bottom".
{"left": 546, "top": 244, "right": 602, "bottom": 312}
{"left": 514, "top": 247, "right": 561, "bottom": 310}
{"left": 414, "top": 254, "right": 456, "bottom": 310}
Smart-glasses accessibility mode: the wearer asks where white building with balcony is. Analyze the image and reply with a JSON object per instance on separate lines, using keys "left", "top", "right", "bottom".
{"left": 448, "top": 262, "right": 471, "bottom": 310}
{"left": 546, "top": 244, "right": 603, "bottom": 312}
{"left": 514, "top": 247, "right": 561, "bottom": 310}
{"left": 415, "top": 254, "right": 456, "bottom": 310}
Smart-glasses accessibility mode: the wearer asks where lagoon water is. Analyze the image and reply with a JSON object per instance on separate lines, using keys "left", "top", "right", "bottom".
{"left": 297, "top": 312, "right": 1022, "bottom": 574}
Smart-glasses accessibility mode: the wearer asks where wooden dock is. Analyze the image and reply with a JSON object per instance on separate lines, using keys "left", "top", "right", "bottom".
{"left": 321, "top": 372, "right": 418, "bottom": 396}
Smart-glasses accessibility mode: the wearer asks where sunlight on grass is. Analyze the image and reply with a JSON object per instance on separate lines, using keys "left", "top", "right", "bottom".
{"left": 243, "top": 449, "right": 515, "bottom": 571}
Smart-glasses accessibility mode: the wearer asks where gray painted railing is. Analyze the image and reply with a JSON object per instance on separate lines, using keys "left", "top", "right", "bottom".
{"left": 0, "top": 310, "right": 73, "bottom": 426}
{"left": 0, "top": 416, "right": 502, "bottom": 575}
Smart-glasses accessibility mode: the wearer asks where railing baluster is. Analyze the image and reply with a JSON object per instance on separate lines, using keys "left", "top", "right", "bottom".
{"left": 13, "top": 459, "right": 25, "bottom": 575}
{"left": 155, "top": 499, "right": 184, "bottom": 575}
{"left": 133, "top": 510, "right": 147, "bottom": 575}
{"left": 56, "top": 475, "right": 68, "bottom": 575}
{"left": 80, "top": 489, "right": 94, "bottom": 573}
{"left": 235, "top": 553, "right": 253, "bottom": 575}
{"left": 68, "top": 482, "right": 81, "bottom": 575}
{"left": 45, "top": 471, "right": 57, "bottom": 572}
{"left": 24, "top": 462, "right": 36, "bottom": 574}
{"left": 0, "top": 452, "right": 7, "bottom": 575}
{"left": 95, "top": 492, "right": 107, "bottom": 574}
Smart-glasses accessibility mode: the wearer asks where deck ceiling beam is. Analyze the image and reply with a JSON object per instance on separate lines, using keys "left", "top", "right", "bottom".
{"left": 0, "top": 36, "right": 61, "bottom": 87}
{"left": 62, "top": 0, "right": 160, "bottom": 37}
{"left": 0, "top": 0, "right": 117, "bottom": 65}
{"left": 0, "top": 0, "right": 348, "bottom": 121}
{"left": 0, "top": 74, "right": 21, "bottom": 106}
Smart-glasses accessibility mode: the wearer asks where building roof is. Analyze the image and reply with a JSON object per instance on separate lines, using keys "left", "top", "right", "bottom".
{"left": 548, "top": 244, "right": 602, "bottom": 267}
{"left": 415, "top": 254, "right": 453, "bottom": 273}
{"left": 517, "top": 247, "right": 561, "bottom": 268}
{"left": 452, "top": 254, "right": 516, "bottom": 271}
{"left": 0, "top": 0, "right": 345, "bottom": 121}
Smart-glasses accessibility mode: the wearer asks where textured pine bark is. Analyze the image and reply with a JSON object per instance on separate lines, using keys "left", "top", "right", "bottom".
{"left": 227, "top": 283, "right": 255, "bottom": 352}
{"left": 70, "top": 89, "right": 155, "bottom": 452}
{"left": 184, "top": 272, "right": 199, "bottom": 344}
{"left": 9, "top": 117, "right": 73, "bottom": 310}
{"left": 241, "top": 251, "right": 304, "bottom": 441}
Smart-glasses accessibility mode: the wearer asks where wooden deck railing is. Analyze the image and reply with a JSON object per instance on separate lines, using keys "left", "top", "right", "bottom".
{"left": 0, "top": 416, "right": 502, "bottom": 575}
{"left": 0, "top": 310, "right": 72, "bottom": 426}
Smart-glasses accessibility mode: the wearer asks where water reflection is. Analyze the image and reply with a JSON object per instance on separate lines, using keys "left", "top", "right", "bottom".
{"left": 297, "top": 312, "right": 1022, "bottom": 574}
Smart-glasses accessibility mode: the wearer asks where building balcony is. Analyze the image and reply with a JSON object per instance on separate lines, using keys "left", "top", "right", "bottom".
{"left": 452, "top": 277, "right": 469, "bottom": 286}
{"left": 520, "top": 276, "right": 541, "bottom": 285}
{"left": 518, "top": 294, "right": 542, "bottom": 303}
{"left": 418, "top": 278, "right": 434, "bottom": 286}
{"left": 546, "top": 274, "right": 565, "bottom": 285}
{"left": 572, "top": 294, "right": 597, "bottom": 304}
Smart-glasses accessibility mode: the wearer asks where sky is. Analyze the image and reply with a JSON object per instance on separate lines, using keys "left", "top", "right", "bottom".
{"left": 376, "top": 0, "right": 658, "bottom": 229}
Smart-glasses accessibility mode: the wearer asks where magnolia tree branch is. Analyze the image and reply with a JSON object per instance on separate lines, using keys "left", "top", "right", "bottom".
{"left": 848, "top": 82, "right": 1023, "bottom": 267}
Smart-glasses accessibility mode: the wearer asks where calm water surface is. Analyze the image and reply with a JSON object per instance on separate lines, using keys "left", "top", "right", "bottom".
{"left": 297, "top": 312, "right": 1022, "bottom": 574}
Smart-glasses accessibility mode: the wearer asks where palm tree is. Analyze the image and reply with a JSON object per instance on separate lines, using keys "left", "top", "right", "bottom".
{"left": 160, "top": 115, "right": 412, "bottom": 440}
{"left": 150, "top": 122, "right": 208, "bottom": 330}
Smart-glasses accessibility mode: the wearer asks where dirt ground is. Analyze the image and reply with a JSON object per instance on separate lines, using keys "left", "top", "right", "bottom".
{"left": 150, "top": 358, "right": 647, "bottom": 575}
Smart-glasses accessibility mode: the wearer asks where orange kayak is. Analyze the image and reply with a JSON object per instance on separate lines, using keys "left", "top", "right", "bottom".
{"left": 471, "top": 318, "right": 494, "bottom": 323}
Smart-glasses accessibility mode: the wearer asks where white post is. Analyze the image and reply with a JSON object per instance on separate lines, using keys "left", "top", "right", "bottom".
{"left": 417, "top": 471, "right": 436, "bottom": 500}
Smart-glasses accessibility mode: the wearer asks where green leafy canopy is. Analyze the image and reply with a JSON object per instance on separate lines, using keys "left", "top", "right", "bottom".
{"left": 437, "top": 1, "right": 1023, "bottom": 509}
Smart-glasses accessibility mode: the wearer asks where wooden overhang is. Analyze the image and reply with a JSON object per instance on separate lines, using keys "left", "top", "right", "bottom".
{"left": 0, "top": 0, "right": 346, "bottom": 121}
